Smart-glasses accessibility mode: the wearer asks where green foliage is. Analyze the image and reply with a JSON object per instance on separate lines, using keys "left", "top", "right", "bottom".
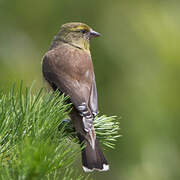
{"left": 94, "top": 115, "right": 120, "bottom": 149}
{"left": 1, "top": 1, "right": 180, "bottom": 179}
{"left": 0, "top": 83, "right": 120, "bottom": 180}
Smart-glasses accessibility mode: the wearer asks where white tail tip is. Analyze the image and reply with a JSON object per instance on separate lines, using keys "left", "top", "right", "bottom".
{"left": 83, "top": 164, "right": 109, "bottom": 172}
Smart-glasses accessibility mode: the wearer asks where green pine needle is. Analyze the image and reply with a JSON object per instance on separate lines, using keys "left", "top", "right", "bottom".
{"left": 0, "top": 83, "right": 120, "bottom": 179}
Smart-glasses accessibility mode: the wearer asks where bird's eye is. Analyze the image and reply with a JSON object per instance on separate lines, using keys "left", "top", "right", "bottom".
{"left": 80, "top": 29, "right": 87, "bottom": 34}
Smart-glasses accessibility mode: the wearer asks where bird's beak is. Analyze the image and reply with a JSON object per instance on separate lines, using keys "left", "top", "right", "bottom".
{"left": 90, "top": 29, "right": 101, "bottom": 39}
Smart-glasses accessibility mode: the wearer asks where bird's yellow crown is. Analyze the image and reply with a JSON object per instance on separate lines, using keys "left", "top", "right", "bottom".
{"left": 61, "top": 22, "right": 91, "bottom": 32}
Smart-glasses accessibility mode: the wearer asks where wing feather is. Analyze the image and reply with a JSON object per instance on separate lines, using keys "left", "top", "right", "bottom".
{"left": 42, "top": 45, "right": 98, "bottom": 131}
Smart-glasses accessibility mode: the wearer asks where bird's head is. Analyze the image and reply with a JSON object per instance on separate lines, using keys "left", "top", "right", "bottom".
{"left": 51, "top": 22, "right": 101, "bottom": 51}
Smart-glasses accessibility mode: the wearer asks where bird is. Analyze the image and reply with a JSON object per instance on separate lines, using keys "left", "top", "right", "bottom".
{"left": 42, "top": 22, "right": 109, "bottom": 172}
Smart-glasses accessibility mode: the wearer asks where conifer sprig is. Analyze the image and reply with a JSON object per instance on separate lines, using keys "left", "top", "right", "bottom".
{"left": 0, "top": 83, "right": 120, "bottom": 179}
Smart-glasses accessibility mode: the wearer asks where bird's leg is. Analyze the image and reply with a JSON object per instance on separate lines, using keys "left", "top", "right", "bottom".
{"left": 58, "top": 118, "right": 75, "bottom": 135}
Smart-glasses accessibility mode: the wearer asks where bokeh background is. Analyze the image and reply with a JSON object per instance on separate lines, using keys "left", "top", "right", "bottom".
{"left": 1, "top": 0, "right": 180, "bottom": 179}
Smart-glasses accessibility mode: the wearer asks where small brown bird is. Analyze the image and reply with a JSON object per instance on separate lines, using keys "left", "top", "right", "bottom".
{"left": 42, "top": 22, "right": 109, "bottom": 172}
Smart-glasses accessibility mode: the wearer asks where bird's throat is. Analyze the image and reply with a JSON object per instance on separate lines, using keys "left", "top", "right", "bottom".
{"left": 71, "top": 38, "right": 90, "bottom": 51}
{"left": 50, "top": 36, "right": 90, "bottom": 52}
{"left": 83, "top": 39, "right": 90, "bottom": 51}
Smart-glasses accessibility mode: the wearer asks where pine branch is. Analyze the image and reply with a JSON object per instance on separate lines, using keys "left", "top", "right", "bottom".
{"left": 0, "top": 83, "right": 120, "bottom": 179}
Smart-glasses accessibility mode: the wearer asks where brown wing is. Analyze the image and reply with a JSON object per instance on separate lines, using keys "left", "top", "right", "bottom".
{"left": 89, "top": 75, "right": 98, "bottom": 116}
{"left": 42, "top": 44, "right": 97, "bottom": 131}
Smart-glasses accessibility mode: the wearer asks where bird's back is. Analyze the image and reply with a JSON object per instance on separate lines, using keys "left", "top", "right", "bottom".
{"left": 44, "top": 43, "right": 93, "bottom": 84}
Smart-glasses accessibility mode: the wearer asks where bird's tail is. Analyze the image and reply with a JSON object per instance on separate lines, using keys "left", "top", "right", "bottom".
{"left": 70, "top": 109, "right": 109, "bottom": 172}
{"left": 79, "top": 134, "right": 109, "bottom": 172}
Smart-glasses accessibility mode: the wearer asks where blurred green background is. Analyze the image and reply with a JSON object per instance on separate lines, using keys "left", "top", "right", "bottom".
{"left": 1, "top": 0, "right": 180, "bottom": 179}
